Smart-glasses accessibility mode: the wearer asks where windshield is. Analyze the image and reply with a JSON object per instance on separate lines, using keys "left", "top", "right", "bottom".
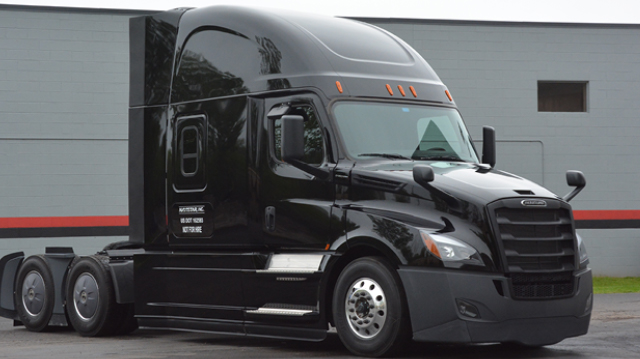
{"left": 333, "top": 102, "right": 479, "bottom": 163}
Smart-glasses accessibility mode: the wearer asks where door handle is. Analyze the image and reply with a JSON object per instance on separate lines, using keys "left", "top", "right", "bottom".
{"left": 265, "top": 206, "right": 276, "bottom": 232}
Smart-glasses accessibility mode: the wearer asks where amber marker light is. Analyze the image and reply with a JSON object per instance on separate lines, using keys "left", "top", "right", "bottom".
{"left": 409, "top": 86, "right": 417, "bottom": 98}
{"left": 445, "top": 89, "right": 453, "bottom": 102}
{"left": 386, "top": 84, "right": 394, "bottom": 96}
{"left": 336, "top": 81, "right": 343, "bottom": 93}
{"left": 325, "top": 244, "right": 330, "bottom": 250}
{"left": 397, "top": 85, "right": 406, "bottom": 97}
{"left": 421, "top": 232, "right": 442, "bottom": 259}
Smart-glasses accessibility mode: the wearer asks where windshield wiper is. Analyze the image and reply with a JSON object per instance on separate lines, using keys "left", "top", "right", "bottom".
{"left": 358, "top": 153, "right": 412, "bottom": 160}
{"left": 412, "top": 155, "right": 464, "bottom": 162}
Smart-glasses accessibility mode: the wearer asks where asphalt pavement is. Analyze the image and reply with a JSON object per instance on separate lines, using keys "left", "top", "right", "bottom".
{"left": 0, "top": 293, "right": 638, "bottom": 358}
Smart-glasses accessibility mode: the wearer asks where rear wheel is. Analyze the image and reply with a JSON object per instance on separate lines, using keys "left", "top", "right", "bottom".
{"left": 332, "top": 257, "right": 410, "bottom": 357}
{"left": 66, "top": 255, "right": 122, "bottom": 336}
{"left": 114, "top": 303, "right": 138, "bottom": 335}
{"left": 14, "top": 256, "right": 55, "bottom": 332}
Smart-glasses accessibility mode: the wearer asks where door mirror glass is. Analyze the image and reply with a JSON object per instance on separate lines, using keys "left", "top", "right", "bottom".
{"left": 482, "top": 126, "right": 496, "bottom": 168}
{"left": 281, "top": 115, "right": 305, "bottom": 162}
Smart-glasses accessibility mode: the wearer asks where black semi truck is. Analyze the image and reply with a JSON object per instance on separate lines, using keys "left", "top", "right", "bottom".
{"left": 0, "top": 6, "right": 591, "bottom": 357}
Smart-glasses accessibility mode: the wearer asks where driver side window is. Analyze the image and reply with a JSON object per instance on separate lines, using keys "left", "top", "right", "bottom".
{"left": 273, "top": 105, "right": 324, "bottom": 165}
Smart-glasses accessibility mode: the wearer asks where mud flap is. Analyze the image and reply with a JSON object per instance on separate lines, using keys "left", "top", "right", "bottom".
{"left": 0, "top": 252, "right": 24, "bottom": 321}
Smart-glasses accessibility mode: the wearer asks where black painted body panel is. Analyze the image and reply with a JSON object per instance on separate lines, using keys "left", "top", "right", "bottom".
{"left": 341, "top": 161, "right": 562, "bottom": 270}
{"left": 398, "top": 266, "right": 592, "bottom": 345}
{"left": 128, "top": 106, "right": 168, "bottom": 245}
{"left": 129, "top": 8, "right": 187, "bottom": 107}
{"left": 134, "top": 252, "right": 250, "bottom": 322}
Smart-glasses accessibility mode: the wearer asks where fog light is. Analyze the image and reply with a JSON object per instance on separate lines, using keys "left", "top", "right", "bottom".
{"left": 585, "top": 293, "right": 593, "bottom": 314}
{"left": 456, "top": 299, "right": 480, "bottom": 319}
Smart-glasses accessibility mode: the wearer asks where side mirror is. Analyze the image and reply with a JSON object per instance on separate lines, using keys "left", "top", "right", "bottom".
{"left": 567, "top": 170, "right": 586, "bottom": 187}
{"left": 563, "top": 170, "right": 586, "bottom": 202}
{"left": 280, "top": 115, "right": 330, "bottom": 180}
{"left": 281, "top": 115, "right": 305, "bottom": 162}
{"left": 482, "top": 126, "right": 496, "bottom": 168}
{"left": 413, "top": 165, "right": 435, "bottom": 188}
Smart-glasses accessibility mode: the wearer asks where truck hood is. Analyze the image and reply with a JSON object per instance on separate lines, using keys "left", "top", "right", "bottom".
{"left": 352, "top": 161, "right": 560, "bottom": 204}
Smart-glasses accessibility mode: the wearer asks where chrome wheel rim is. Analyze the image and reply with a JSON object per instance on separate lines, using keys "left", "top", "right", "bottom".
{"left": 344, "top": 278, "right": 387, "bottom": 339}
{"left": 73, "top": 273, "right": 99, "bottom": 321}
{"left": 22, "top": 271, "right": 46, "bottom": 316}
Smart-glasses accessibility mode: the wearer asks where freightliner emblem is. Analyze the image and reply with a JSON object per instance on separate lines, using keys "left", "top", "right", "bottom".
{"left": 521, "top": 199, "right": 547, "bottom": 207}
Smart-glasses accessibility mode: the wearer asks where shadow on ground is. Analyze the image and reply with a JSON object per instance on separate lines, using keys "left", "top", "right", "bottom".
{"left": 178, "top": 332, "right": 583, "bottom": 358}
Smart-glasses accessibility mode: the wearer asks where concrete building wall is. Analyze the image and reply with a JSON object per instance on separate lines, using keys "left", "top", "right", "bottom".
{"left": 0, "top": 5, "right": 638, "bottom": 275}
{"left": 0, "top": 6, "right": 138, "bottom": 257}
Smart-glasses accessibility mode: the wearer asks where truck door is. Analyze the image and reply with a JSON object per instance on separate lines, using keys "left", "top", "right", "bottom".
{"left": 241, "top": 96, "right": 336, "bottom": 335}
{"left": 258, "top": 96, "right": 336, "bottom": 250}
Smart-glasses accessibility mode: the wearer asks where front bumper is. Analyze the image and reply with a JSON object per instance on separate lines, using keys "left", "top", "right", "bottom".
{"left": 398, "top": 267, "right": 592, "bottom": 346}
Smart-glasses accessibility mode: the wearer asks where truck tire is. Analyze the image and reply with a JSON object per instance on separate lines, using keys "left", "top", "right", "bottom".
{"left": 332, "top": 257, "right": 410, "bottom": 357}
{"left": 65, "top": 255, "right": 122, "bottom": 336}
{"left": 114, "top": 303, "right": 138, "bottom": 335}
{"left": 14, "top": 255, "right": 55, "bottom": 332}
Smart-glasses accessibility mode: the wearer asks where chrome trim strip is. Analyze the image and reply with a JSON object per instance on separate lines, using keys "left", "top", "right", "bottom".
{"left": 245, "top": 308, "right": 313, "bottom": 316}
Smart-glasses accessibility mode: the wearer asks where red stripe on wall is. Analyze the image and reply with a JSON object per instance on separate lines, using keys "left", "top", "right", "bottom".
{"left": 0, "top": 216, "right": 129, "bottom": 229}
{"left": 572, "top": 210, "right": 640, "bottom": 221}
{"left": 0, "top": 211, "right": 638, "bottom": 230}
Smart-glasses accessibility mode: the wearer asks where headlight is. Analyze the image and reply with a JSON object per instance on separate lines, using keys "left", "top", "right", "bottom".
{"left": 420, "top": 230, "right": 484, "bottom": 267}
{"left": 576, "top": 233, "right": 589, "bottom": 267}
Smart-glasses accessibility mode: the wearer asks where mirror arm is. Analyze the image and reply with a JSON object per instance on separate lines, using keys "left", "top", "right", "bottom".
{"left": 286, "top": 159, "right": 331, "bottom": 180}
{"left": 563, "top": 186, "right": 584, "bottom": 202}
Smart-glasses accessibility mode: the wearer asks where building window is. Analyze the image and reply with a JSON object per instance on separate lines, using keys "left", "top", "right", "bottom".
{"left": 538, "top": 81, "right": 587, "bottom": 112}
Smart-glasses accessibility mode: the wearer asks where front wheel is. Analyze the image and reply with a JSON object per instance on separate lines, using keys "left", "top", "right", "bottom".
{"left": 332, "top": 257, "right": 410, "bottom": 357}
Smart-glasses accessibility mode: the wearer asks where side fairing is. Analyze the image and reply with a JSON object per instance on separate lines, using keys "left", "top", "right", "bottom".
{"left": 129, "top": 9, "right": 187, "bottom": 107}
{"left": 128, "top": 106, "right": 168, "bottom": 245}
